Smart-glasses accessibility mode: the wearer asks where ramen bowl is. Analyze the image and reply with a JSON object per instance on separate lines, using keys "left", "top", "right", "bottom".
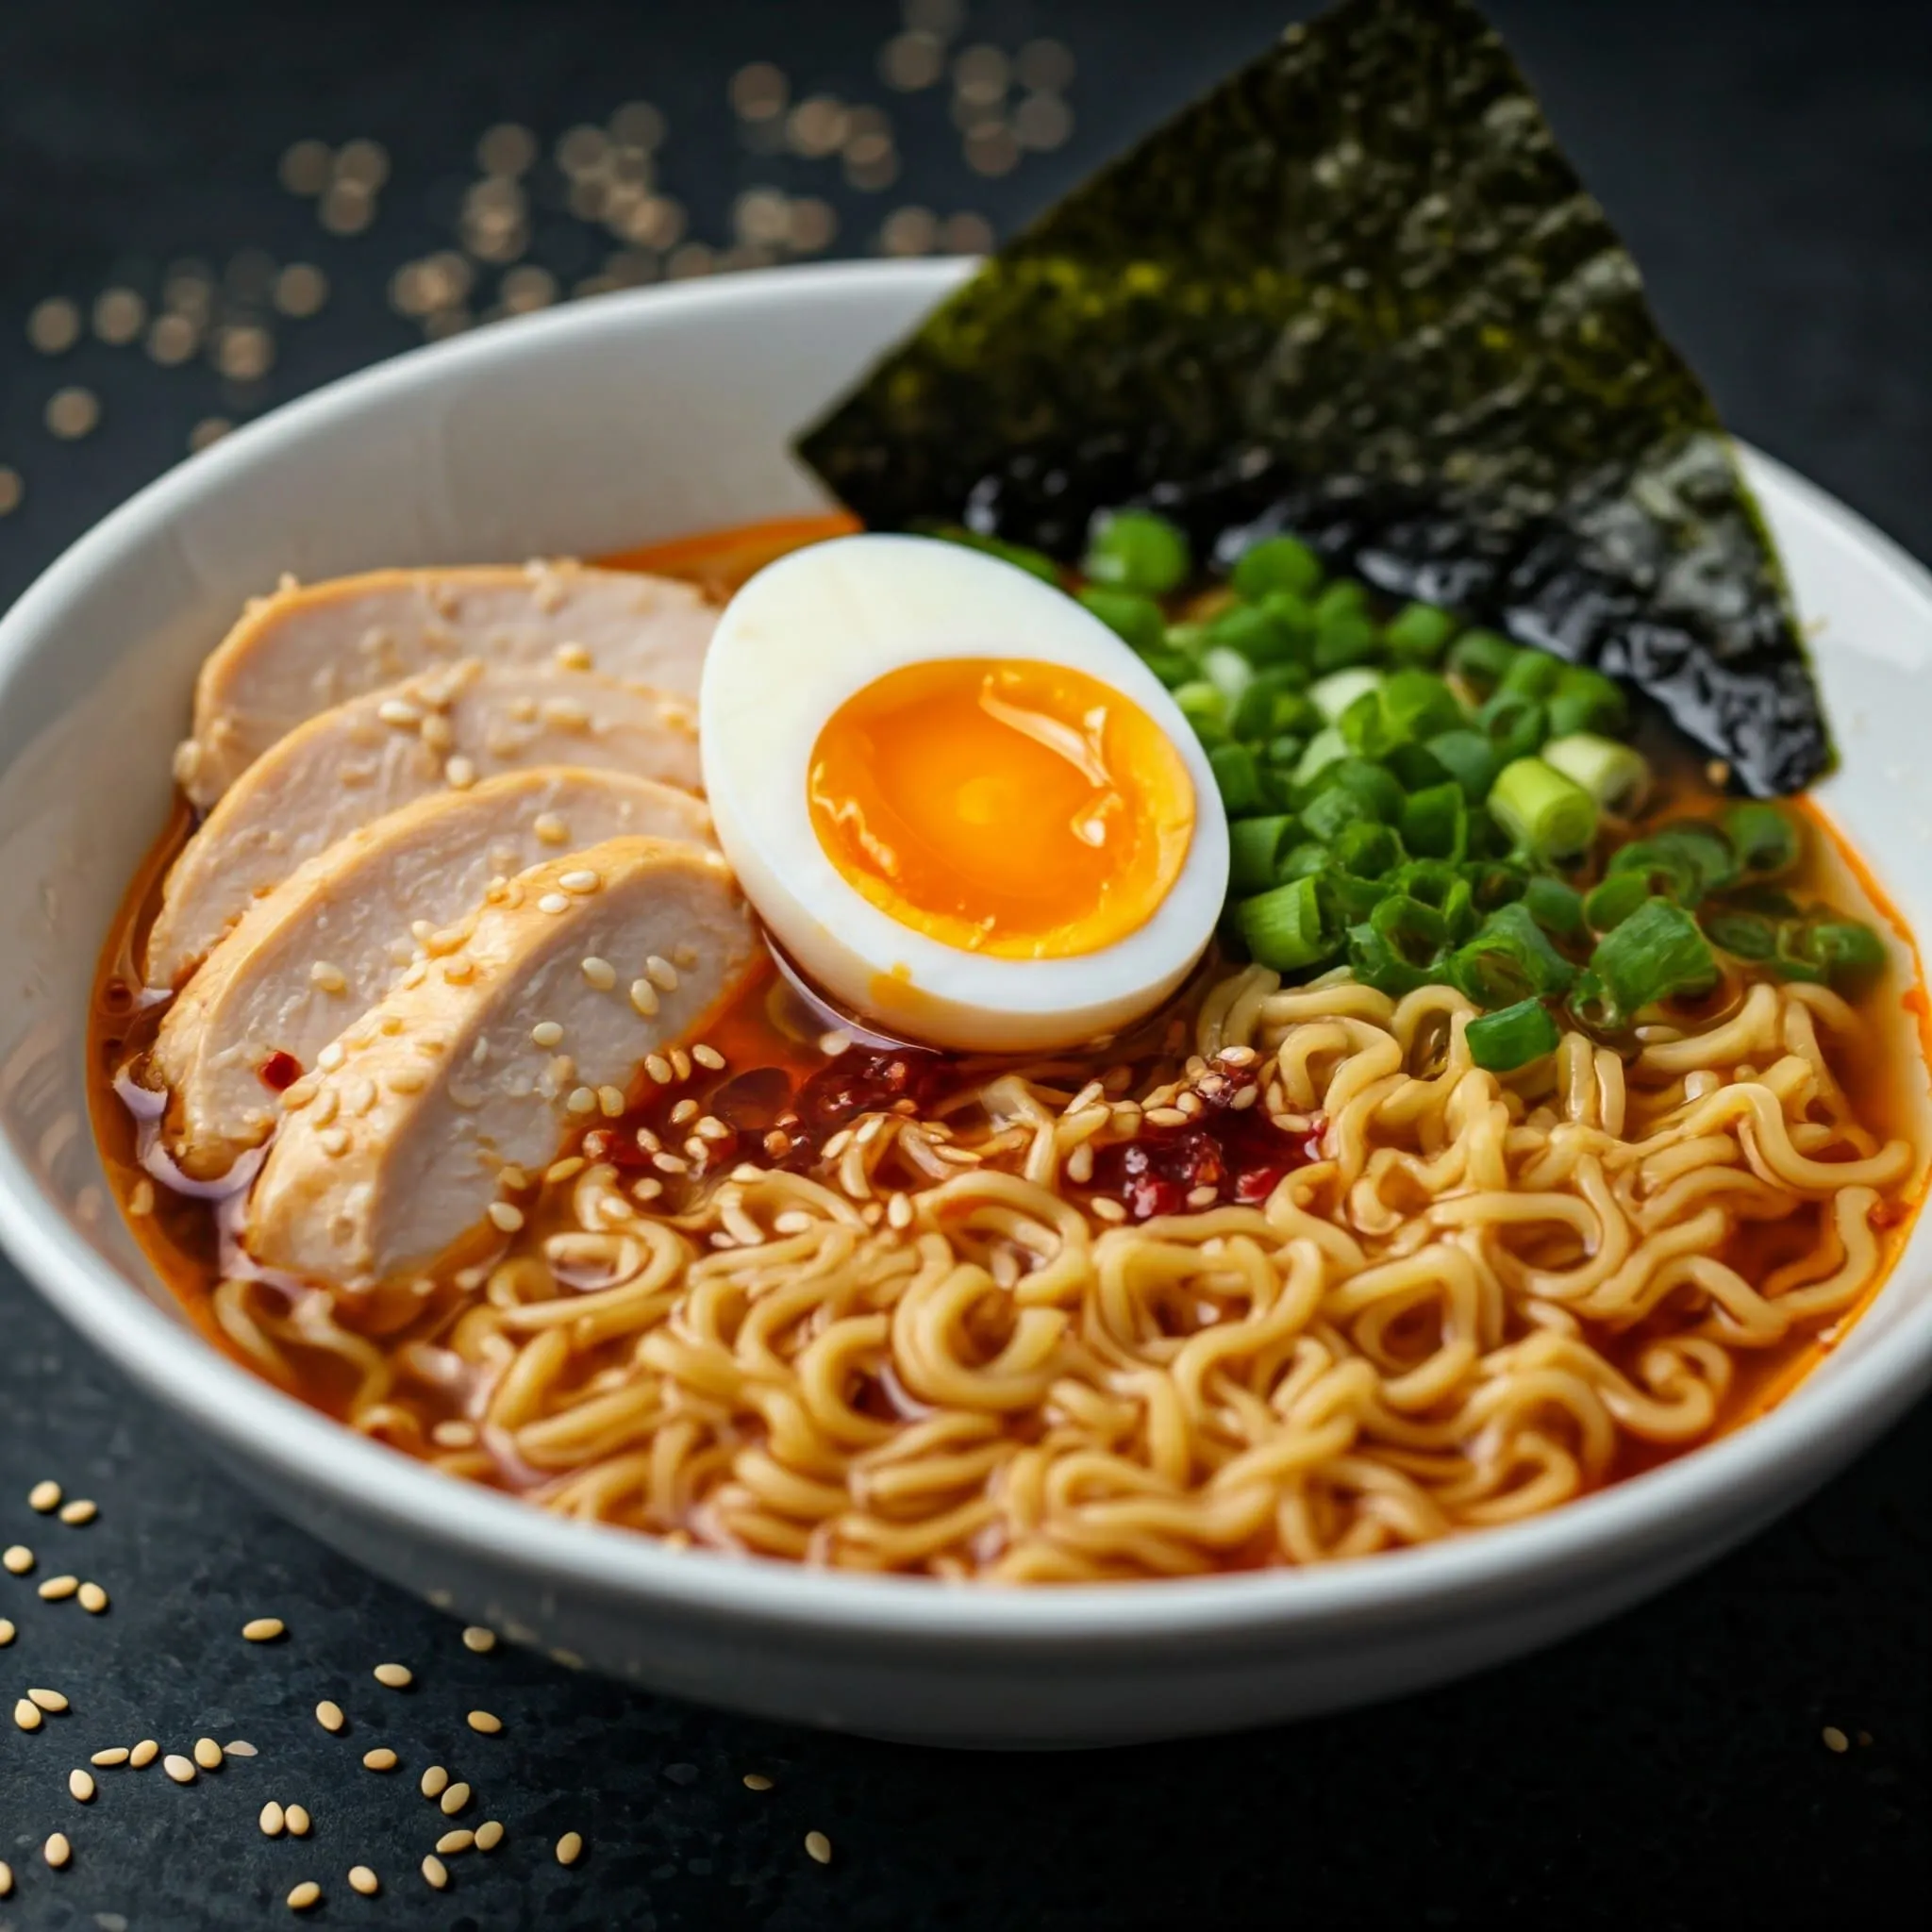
{"left": 1, "top": 259, "right": 1930, "bottom": 1748}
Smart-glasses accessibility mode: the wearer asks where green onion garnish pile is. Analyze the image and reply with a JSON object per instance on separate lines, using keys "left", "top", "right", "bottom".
{"left": 943, "top": 513, "right": 1890, "bottom": 1073}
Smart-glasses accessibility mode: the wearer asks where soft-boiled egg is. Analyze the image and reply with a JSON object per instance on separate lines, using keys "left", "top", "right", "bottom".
{"left": 699, "top": 533, "right": 1229, "bottom": 1050}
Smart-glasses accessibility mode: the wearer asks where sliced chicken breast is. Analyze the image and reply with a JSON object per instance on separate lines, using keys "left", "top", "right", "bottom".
{"left": 178, "top": 562, "right": 716, "bottom": 807}
{"left": 149, "top": 769, "right": 716, "bottom": 1179}
{"left": 246, "top": 837, "right": 757, "bottom": 1288}
{"left": 145, "top": 661, "right": 701, "bottom": 988}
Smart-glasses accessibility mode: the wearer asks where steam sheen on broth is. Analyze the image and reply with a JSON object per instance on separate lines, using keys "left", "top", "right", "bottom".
{"left": 89, "top": 518, "right": 1929, "bottom": 1582}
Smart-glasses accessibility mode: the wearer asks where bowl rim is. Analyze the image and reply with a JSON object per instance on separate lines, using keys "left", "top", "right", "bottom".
{"left": 3, "top": 255, "right": 1931, "bottom": 1646}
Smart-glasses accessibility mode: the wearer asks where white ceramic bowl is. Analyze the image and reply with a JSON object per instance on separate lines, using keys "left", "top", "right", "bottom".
{"left": 2, "top": 260, "right": 1929, "bottom": 1749}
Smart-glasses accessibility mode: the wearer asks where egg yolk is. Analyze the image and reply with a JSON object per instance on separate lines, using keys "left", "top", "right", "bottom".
{"left": 807, "top": 658, "right": 1195, "bottom": 960}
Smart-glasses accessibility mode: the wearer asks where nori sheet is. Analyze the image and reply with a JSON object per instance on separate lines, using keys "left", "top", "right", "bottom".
{"left": 795, "top": 0, "right": 1830, "bottom": 795}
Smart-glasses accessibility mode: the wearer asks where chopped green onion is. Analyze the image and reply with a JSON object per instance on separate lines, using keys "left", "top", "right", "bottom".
{"left": 1313, "top": 579, "right": 1369, "bottom": 625}
{"left": 1239, "top": 875, "right": 1335, "bottom": 971}
{"left": 1498, "top": 650, "right": 1563, "bottom": 700}
{"left": 1301, "top": 784, "right": 1380, "bottom": 845}
{"left": 1447, "top": 902, "right": 1577, "bottom": 1008}
{"left": 1424, "top": 728, "right": 1500, "bottom": 803}
{"left": 1462, "top": 858, "right": 1529, "bottom": 915}
{"left": 1584, "top": 870, "right": 1656, "bottom": 934}
{"left": 1446, "top": 627, "right": 1518, "bottom": 694}
{"left": 1139, "top": 646, "right": 1202, "bottom": 690}
{"left": 1083, "top": 508, "right": 1191, "bottom": 596}
{"left": 1547, "top": 663, "right": 1629, "bottom": 737}
{"left": 1383, "top": 602, "right": 1459, "bottom": 666}
{"left": 1613, "top": 822, "right": 1737, "bottom": 899}
{"left": 1391, "top": 859, "right": 1476, "bottom": 941}
{"left": 1339, "top": 690, "right": 1399, "bottom": 760}
{"left": 1311, "top": 666, "right": 1384, "bottom": 722}
{"left": 1775, "top": 915, "right": 1888, "bottom": 985}
{"left": 1257, "top": 590, "right": 1319, "bottom": 654}
{"left": 1302, "top": 757, "right": 1407, "bottom": 824}
{"left": 1231, "top": 534, "right": 1324, "bottom": 601}
{"left": 1348, "top": 893, "right": 1451, "bottom": 996}
{"left": 1488, "top": 757, "right": 1599, "bottom": 861}
{"left": 1523, "top": 874, "right": 1585, "bottom": 937}
{"left": 1312, "top": 613, "right": 1379, "bottom": 673}
{"left": 1379, "top": 669, "right": 1466, "bottom": 741}
{"left": 1292, "top": 725, "right": 1349, "bottom": 787}
{"left": 1724, "top": 802, "right": 1802, "bottom": 879}
{"left": 1278, "top": 841, "right": 1328, "bottom": 884}
{"left": 1203, "top": 645, "right": 1255, "bottom": 708}
{"left": 1207, "top": 601, "right": 1299, "bottom": 667}
{"left": 1228, "top": 815, "right": 1297, "bottom": 894}
{"left": 1601, "top": 839, "right": 1703, "bottom": 908}
{"left": 1170, "top": 680, "right": 1229, "bottom": 747}
{"left": 1208, "top": 742, "right": 1264, "bottom": 815}
{"left": 1465, "top": 997, "right": 1562, "bottom": 1072}
{"left": 1475, "top": 691, "right": 1549, "bottom": 767}
{"left": 1702, "top": 909, "right": 1777, "bottom": 961}
{"left": 1401, "top": 781, "right": 1468, "bottom": 861}
{"left": 932, "top": 525, "right": 1060, "bottom": 583}
{"left": 1076, "top": 586, "right": 1165, "bottom": 654}
{"left": 1588, "top": 898, "right": 1717, "bottom": 1012}
{"left": 1541, "top": 732, "right": 1651, "bottom": 816}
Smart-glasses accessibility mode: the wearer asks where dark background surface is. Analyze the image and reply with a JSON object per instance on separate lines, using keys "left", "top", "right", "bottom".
{"left": 1, "top": 2, "right": 1927, "bottom": 1926}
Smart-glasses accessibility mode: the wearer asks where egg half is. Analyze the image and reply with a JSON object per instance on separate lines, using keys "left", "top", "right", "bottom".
{"left": 699, "top": 533, "right": 1229, "bottom": 1050}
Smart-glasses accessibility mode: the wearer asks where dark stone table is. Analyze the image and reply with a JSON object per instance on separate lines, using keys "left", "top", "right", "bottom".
{"left": 1, "top": 3, "right": 1926, "bottom": 1924}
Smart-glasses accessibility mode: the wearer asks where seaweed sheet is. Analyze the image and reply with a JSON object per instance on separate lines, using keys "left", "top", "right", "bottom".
{"left": 796, "top": 0, "right": 1829, "bottom": 795}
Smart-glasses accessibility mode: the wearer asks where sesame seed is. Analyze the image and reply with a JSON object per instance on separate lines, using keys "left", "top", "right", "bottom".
{"left": 555, "top": 641, "right": 593, "bottom": 671}
{"left": 743, "top": 1772, "right": 774, "bottom": 1790}
{"left": 555, "top": 1831, "right": 584, "bottom": 1866}
{"left": 58, "top": 1498, "right": 97, "bottom": 1525}
{"left": 805, "top": 1830, "right": 832, "bottom": 1865}
{"left": 5, "top": 1545, "right": 35, "bottom": 1574}
{"left": 1824, "top": 1725, "right": 1850, "bottom": 1753}
{"left": 373, "top": 1661, "right": 413, "bottom": 1690}
{"left": 70, "top": 1768, "right": 95, "bottom": 1802}
{"left": 225, "top": 1740, "right": 258, "bottom": 1757}
{"left": 539, "top": 891, "right": 570, "bottom": 915}
{"left": 316, "top": 1702, "right": 345, "bottom": 1732}
{"left": 164, "top": 1755, "right": 196, "bottom": 1783}
{"left": 541, "top": 696, "right": 590, "bottom": 729}
{"left": 598, "top": 1085, "right": 625, "bottom": 1117}
{"left": 581, "top": 956, "right": 617, "bottom": 990}
{"left": 0, "top": 1860, "right": 8, "bottom": 1897}
{"left": 487, "top": 1201, "right": 525, "bottom": 1232}
{"left": 13, "top": 1698, "right": 42, "bottom": 1732}
{"left": 532, "top": 812, "right": 569, "bottom": 844}
{"left": 531, "top": 1021, "right": 563, "bottom": 1047}
{"left": 441, "top": 1780, "right": 472, "bottom": 1816}
{"left": 45, "top": 1833, "right": 71, "bottom": 1870}
{"left": 475, "top": 1819, "right": 505, "bottom": 1851}
{"left": 444, "top": 754, "right": 478, "bottom": 790}
{"left": 692, "top": 1043, "right": 725, "bottom": 1070}
{"left": 629, "top": 977, "right": 660, "bottom": 1016}
{"left": 194, "top": 1737, "right": 224, "bottom": 1770}
{"left": 243, "top": 1616, "right": 286, "bottom": 1641}
{"left": 420, "top": 1763, "right": 449, "bottom": 1798}
{"left": 461, "top": 1625, "right": 497, "bottom": 1654}
{"left": 288, "top": 1880, "right": 322, "bottom": 1910}
{"left": 363, "top": 1747, "right": 399, "bottom": 1771}
{"left": 78, "top": 1581, "right": 108, "bottom": 1613}
{"left": 260, "top": 1801, "right": 286, "bottom": 1836}
{"left": 28, "top": 1689, "right": 69, "bottom": 1715}
{"left": 436, "top": 1828, "right": 475, "bottom": 1855}
{"left": 645, "top": 955, "right": 679, "bottom": 991}
{"left": 558, "top": 869, "right": 601, "bottom": 892}
{"left": 309, "top": 960, "right": 347, "bottom": 993}
{"left": 29, "top": 1479, "right": 62, "bottom": 1511}
{"left": 645, "top": 1054, "right": 673, "bottom": 1084}
{"left": 376, "top": 698, "right": 422, "bottom": 727}
{"left": 349, "top": 1865, "right": 379, "bottom": 1897}
{"left": 286, "top": 1804, "right": 312, "bottom": 1836}
{"left": 0, "top": 1620, "right": 11, "bottom": 1646}
{"left": 130, "top": 1740, "right": 158, "bottom": 1767}
{"left": 565, "top": 1086, "right": 597, "bottom": 1115}
{"left": 92, "top": 1747, "right": 129, "bottom": 1767}
{"left": 467, "top": 1708, "right": 503, "bottom": 1735}
{"left": 129, "top": 1176, "right": 157, "bottom": 1214}
{"left": 1091, "top": 1197, "right": 1127, "bottom": 1224}
{"left": 422, "top": 1855, "right": 449, "bottom": 1890}
{"left": 46, "top": 386, "right": 100, "bottom": 439}
{"left": 316, "top": 1125, "right": 351, "bottom": 1157}
{"left": 670, "top": 1098, "right": 698, "bottom": 1125}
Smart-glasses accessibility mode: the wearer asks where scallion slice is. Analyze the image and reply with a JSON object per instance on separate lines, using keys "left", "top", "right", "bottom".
{"left": 1076, "top": 586, "right": 1165, "bottom": 654}
{"left": 1446, "top": 628, "right": 1518, "bottom": 694}
{"left": 1447, "top": 901, "right": 1578, "bottom": 1008}
{"left": 1587, "top": 898, "right": 1717, "bottom": 1012}
{"left": 1401, "top": 781, "right": 1468, "bottom": 861}
{"left": 1546, "top": 663, "right": 1629, "bottom": 737}
{"left": 1523, "top": 874, "right": 1585, "bottom": 937}
{"left": 1239, "top": 875, "right": 1334, "bottom": 972}
{"left": 1348, "top": 893, "right": 1451, "bottom": 996}
{"left": 1383, "top": 602, "right": 1459, "bottom": 667}
{"left": 1424, "top": 728, "right": 1499, "bottom": 804}
{"left": 1231, "top": 534, "right": 1324, "bottom": 602}
{"left": 1723, "top": 802, "right": 1802, "bottom": 879}
{"left": 1083, "top": 508, "right": 1191, "bottom": 596}
{"left": 1541, "top": 732, "right": 1652, "bottom": 816}
{"left": 1311, "top": 666, "right": 1384, "bottom": 723}
{"left": 1465, "top": 997, "right": 1561, "bottom": 1072}
{"left": 1488, "top": 756, "right": 1599, "bottom": 861}
{"left": 1208, "top": 742, "right": 1264, "bottom": 815}
{"left": 1228, "top": 814, "right": 1296, "bottom": 894}
{"left": 1291, "top": 725, "right": 1350, "bottom": 787}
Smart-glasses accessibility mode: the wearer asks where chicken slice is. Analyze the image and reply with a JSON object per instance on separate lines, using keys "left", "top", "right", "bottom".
{"left": 245, "top": 837, "right": 756, "bottom": 1288}
{"left": 148, "top": 769, "right": 716, "bottom": 1179}
{"left": 145, "top": 661, "right": 700, "bottom": 988}
{"left": 178, "top": 562, "right": 716, "bottom": 807}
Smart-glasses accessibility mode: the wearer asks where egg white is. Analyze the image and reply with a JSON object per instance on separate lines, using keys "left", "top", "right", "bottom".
{"left": 699, "top": 532, "right": 1229, "bottom": 1052}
